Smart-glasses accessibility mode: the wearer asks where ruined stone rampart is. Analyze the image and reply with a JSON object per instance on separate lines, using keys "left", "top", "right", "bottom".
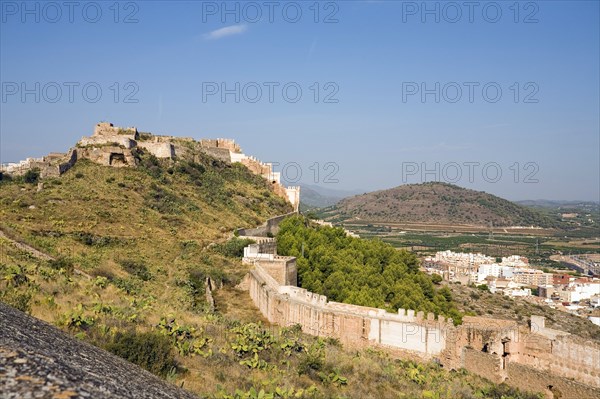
{"left": 247, "top": 264, "right": 454, "bottom": 358}
{"left": 200, "top": 147, "right": 232, "bottom": 163}
{"left": 4, "top": 122, "right": 301, "bottom": 212}
{"left": 77, "top": 146, "right": 136, "bottom": 167}
{"left": 1, "top": 149, "right": 78, "bottom": 178}
{"left": 241, "top": 156, "right": 272, "bottom": 175}
{"left": 243, "top": 239, "right": 600, "bottom": 397}
{"left": 237, "top": 212, "right": 298, "bottom": 237}
{"left": 57, "top": 149, "right": 77, "bottom": 175}
{"left": 78, "top": 135, "right": 136, "bottom": 149}
{"left": 137, "top": 142, "right": 175, "bottom": 159}
{"left": 514, "top": 332, "right": 600, "bottom": 388}
{"left": 506, "top": 362, "right": 600, "bottom": 399}
{"left": 462, "top": 348, "right": 504, "bottom": 383}
{"left": 93, "top": 121, "right": 138, "bottom": 138}
{"left": 199, "top": 138, "right": 241, "bottom": 153}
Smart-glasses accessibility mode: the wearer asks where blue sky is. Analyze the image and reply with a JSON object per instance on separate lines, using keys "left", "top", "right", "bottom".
{"left": 1, "top": 0, "right": 599, "bottom": 201}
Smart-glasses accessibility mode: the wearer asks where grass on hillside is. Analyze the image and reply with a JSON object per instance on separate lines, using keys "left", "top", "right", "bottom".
{"left": 0, "top": 233, "right": 544, "bottom": 399}
{"left": 325, "top": 182, "right": 560, "bottom": 228}
{"left": 0, "top": 156, "right": 545, "bottom": 398}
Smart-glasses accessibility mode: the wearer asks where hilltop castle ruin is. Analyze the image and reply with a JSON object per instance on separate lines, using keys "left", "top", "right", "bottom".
{"left": 0, "top": 122, "right": 300, "bottom": 211}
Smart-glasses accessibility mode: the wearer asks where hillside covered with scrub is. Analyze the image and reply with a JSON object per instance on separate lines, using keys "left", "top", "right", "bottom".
{"left": 0, "top": 151, "right": 543, "bottom": 398}
{"left": 325, "top": 182, "right": 558, "bottom": 228}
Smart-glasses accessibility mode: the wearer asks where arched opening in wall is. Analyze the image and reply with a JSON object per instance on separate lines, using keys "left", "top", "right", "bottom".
{"left": 482, "top": 343, "right": 489, "bottom": 353}
{"left": 109, "top": 153, "right": 127, "bottom": 166}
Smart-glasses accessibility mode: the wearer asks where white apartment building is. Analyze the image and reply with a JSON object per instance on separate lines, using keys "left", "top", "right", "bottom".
{"left": 512, "top": 269, "right": 553, "bottom": 286}
{"left": 477, "top": 264, "right": 515, "bottom": 283}
{"left": 563, "top": 282, "right": 600, "bottom": 302}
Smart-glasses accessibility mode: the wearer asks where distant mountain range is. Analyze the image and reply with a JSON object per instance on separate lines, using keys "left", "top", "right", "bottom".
{"left": 295, "top": 183, "right": 364, "bottom": 210}
{"left": 516, "top": 199, "right": 600, "bottom": 209}
{"left": 320, "top": 182, "right": 559, "bottom": 228}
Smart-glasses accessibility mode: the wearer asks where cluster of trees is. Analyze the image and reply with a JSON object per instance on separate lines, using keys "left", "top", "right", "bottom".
{"left": 277, "top": 216, "right": 462, "bottom": 323}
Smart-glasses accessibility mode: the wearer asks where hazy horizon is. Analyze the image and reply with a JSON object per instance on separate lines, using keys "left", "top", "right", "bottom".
{"left": 295, "top": 181, "right": 600, "bottom": 203}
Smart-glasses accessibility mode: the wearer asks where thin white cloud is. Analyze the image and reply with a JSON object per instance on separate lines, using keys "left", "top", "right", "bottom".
{"left": 204, "top": 24, "right": 248, "bottom": 40}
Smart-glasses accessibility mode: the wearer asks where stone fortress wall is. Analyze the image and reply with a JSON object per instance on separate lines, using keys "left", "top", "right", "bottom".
{"left": 1, "top": 150, "right": 78, "bottom": 179}
{"left": 242, "top": 234, "right": 457, "bottom": 359}
{"left": 1, "top": 122, "right": 300, "bottom": 211}
{"left": 240, "top": 227, "right": 600, "bottom": 398}
{"left": 236, "top": 212, "right": 298, "bottom": 237}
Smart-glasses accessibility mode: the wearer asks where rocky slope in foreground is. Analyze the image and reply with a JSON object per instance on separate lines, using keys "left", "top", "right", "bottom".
{"left": 0, "top": 302, "right": 198, "bottom": 398}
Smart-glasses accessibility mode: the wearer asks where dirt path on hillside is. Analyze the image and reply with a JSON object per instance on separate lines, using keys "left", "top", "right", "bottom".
{"left": 0, "top": 228, "right": 91, "bottom": 279}
{"left": 0, "top": 229, "right": 55, "bottom": 261}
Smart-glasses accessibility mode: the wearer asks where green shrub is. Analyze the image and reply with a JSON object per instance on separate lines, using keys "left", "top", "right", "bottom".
{"left": 175, "top": 161, "right": 206, "bottom": 185}
{"left": 75, "top": 232, "right": 119, "bottom": 247}
{"left": 144, "top": 184, "right": 183, "bottom": 214}
{"left": 113, "top": 277, "right": 142, "bottom": 294}
{"left": 93, "top": 276, "right": 109, "bottom": 288}
{"left": 298, "top": 339, "right": 326, "bottom": 376}
{"left": 59, "top": 304, "right": 95, "bottom": 330}
{"left": 104, "top": 330, "right": 177, "bottom": 377}
{"left": 2, "top": 264, "right": 29, "bottom": 287}
{"left": 475, "top": 383, "right": 543, "bottom": 399}
{"left": 0, "top": 288, "right": 32, "bottom": 313}
{"left": 0, "top": 172, "right": 12, "bottom": 183}
{"left": 156, "top": 318, "right": 212, "bottom": 357}
{"left": 476, "top": 284, "right": 490, "bottom": 292}
{"left": 119, "top": 260, "right": 152, "bottom": 281}
{"left": 23, "top": 168, "right": 40, "bottom": 184}
{"left": 48, "top": 257, "right": 74, "bottom": 275}
{"left": 213, "top": 238, "right": 255, "bottom": 258}
{"left": 136, "top": 151, "right": 163, "bottom": 178}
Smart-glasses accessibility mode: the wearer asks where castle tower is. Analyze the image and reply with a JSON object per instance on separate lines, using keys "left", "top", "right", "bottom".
{"left": 286, "top": 186, "right": 301, "bottom": 212}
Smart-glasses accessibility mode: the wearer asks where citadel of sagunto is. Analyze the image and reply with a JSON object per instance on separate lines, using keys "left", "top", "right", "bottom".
{"left": 2, "top": 123, "right": 599, "bottom": 399}
{"left": 0, "top": 122, "right": 300, "bottom": 212}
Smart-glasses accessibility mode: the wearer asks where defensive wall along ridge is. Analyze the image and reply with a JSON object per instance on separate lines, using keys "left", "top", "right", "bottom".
{"left": 239, "top": 225, "right": 600, "bottom": 399}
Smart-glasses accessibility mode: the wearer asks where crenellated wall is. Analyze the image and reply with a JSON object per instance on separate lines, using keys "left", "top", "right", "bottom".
{"left": 242, "top": 239, "right": 600, "bottom": 398}
{"left": 247, "top": 263, "right": 454, "bottom": 359}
